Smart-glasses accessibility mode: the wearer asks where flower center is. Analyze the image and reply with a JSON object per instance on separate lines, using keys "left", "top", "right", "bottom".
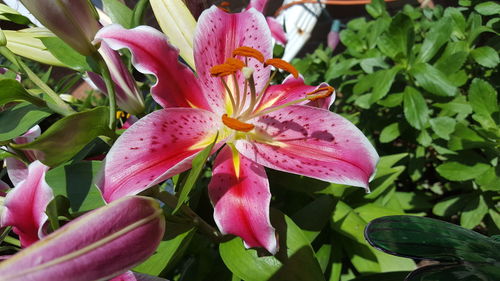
{"left": 210, "top": 46, "right": 334, "bottom": 132}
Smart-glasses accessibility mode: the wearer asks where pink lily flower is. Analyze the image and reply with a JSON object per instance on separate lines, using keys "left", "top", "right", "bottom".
{"left": 0, "top": 160, "right": 53, "bottom": 247}
{"left": 0, "top": 196, "right": 165, "bottom": 281}
{"left": 111, "top": 271, "right": 169, "bottom": 281}
{"left": 5, "top": 125, "right": 41, "bottom": 186}
{"left": 247, "top": 0, "right": 287, "bottom": 45}
{"left": 95, "top": 6, "right": 378, "bottom": 254}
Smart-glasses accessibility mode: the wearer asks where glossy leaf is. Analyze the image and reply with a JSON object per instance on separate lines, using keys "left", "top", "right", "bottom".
{"left": 460, "top": 194, "right": 488, "bottom": 229}
{"left": 379, "top": 122, "right": 400, "bottom": 143}
{"left": 219, "top": 210, "right": 325, "bottom": 281}
{"left": 468, "top": 78, "right": 498, "bottom": 117}
{"left": 364, "top": 215, "right": 500, "bottom": 263}
{"left": 12, "top": 107, "right": 113, "bottom": 167}
{"left": 474, "top": 1, "right": 500, "bottom": 16}
{"left": 406, "top": 263, "right": 500, "bottom": 281}
{"left": 471, "top": 46, "right": 499, "bottom": 68}
{"left": 0, "top": 102, "right": 51, "bottom": 142}
{"left": 103, "top": 0, "right": 133, "bottom": 28}
{"left": 0, "top": 79, "right": 45, "bottom": 107}
{"left": 45, "top": 161, "right": 105, "bottom": 213}
{"left": 369, "top": 67, "right": 400, "bottom": 103}
{"left": 377, "top": 13, "right": 414, "bottom": 60}
{"left": 430, "top": 117, "right": 456, "bottom": 140}
{"left": 417, "top": 16, "right": 452, "bottom": 62}
{"left": 403, "top": 87, "right": 429, "bottom": 130}
{"left": 436, "top": 161, "right": 490, "bottom": 181}
{"left": 410, "top": 63, "right": 457, "bottom": 96}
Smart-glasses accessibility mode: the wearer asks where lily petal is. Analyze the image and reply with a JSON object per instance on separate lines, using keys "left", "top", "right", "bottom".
{"left": 111, "top": 271, "right": 169, "bottom": 281}
{"left": 194, "top": 6, "right": 272, "bottom": 113}
{"left": 247, "top": 0, "right": 268, "bottom": 12}
{"left": 95, "top": 24, "right": 212, "bottom": 111}
{"left": 267, "top": 17, "right": 287, "bottom": 46}
{"left": 1, "top": 160, "right": 53, "bottom": 247}
{"left": 256, "top": 75, "right": 334, "bottom": 111}
{"left": 209, "top": 146, "right": 277, "bottom": 254}
{"left": 0, "top": 196, "right": 165, "bottom": 281}
{"left": 237, "top": 105, "right": 379, "bottom": 189}
{"left": 6, "top": 125, "right": 41, "bottom": 186}
{"left": 98, "top": 108, "right": 221, "bottom": 202}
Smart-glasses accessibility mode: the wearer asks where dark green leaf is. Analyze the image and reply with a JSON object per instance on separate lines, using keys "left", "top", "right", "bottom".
{"left": 377, "top": 93, "right": 403, "bottom": 107}
{"left": 468, "top": 78, "right": 498, "bottom": 116}
{"left": 131, "top": 0, "right": 150, "bottom": 27}
{"left": 134, "top": 221, "right": 195, "bottom": 275}
{"left": 40, "top": 37, "right": 92, "bottom": 71}
{"left": 0, "top": 79, "right": 46, "bottom": 107}
{"left": 369, "top": 67, "right": 401, "bottom": 103}
{"left": 471, "top": 46, "right": 500, "bottom": 68}
{"left": 406, "top": 263, "right": 500, "bottom": 281}
{"left": 434, "top": 41, "right": 469, "bottom": 74}
{"left": 379, "top": 122, "right": 400, "bottom": 143}
{"left": 45, "top": 161, "right": 105, "bottom": 213}
{"left": 410, "top": 63, "right": 458, "bottom": 96}
{"left": 0, "top": 102, "right": 51, "bottom": 142}
{"left": 12, "top": 107, "right": 113, "bottom": 167}
{"left": 291, "top": 195, "right": 334, "bottom": 243}
{"left": 403, "top": 87, "right": 429, "bottom": 130}
{"left": 377, "top": 13, "right": 414, "bottom": 61}
{"left": 102, "top": 0, "right": 133, "bottom": 28}
{"left": 349, "top": 272, "right": 410, "bottom": 281}
{"left": 433, "top": 194, "right": 470, "bottom": 217}
{"left": 418, "top": 16, "right": 453, "bottom": 62}
{"left": 365, "top": 215, "right": 500, "bottom": 263}
{"left": 324, "top": 58, "right": 358, "bottom": 80}
{"left": 220, "top": 210, "right": 325, "bottom": 281}
{"left": 173, "top": 133, "right": 218, "bottom": 213}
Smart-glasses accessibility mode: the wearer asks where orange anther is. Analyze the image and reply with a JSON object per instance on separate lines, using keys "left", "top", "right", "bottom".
{"left": 264, "top": 58, "right": 299, "bottom": 78}
{"left": 210, "top": 63, "right": 238, "bottom": 77}
{"left": 232, "top": 46, "right": 265, "bottom": 63}
{"left": 220, "top": 1, "right": 231, "bottom": 7}
{"left": 224, "top": 57, "right": 245, "bottom": 69}
{"left": 306, "top": 86, "right": 335, "bottom": 101}
{"left": 222, "top": 114, "right": 255, "bottom": 132}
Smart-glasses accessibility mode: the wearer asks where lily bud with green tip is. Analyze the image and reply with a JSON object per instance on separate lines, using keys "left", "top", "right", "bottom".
{"left": 0, "top": 196, "right": 166, "bottom": 281}
{"left": 19, "top": 0, "right": 100, "bottom": 56}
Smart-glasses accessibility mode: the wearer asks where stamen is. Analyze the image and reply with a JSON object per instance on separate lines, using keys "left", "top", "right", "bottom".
{"left": 225, "top": 57, "right": 245, "bottom": 69}
{"left": 232, "top": 46, "right": 265, "bottom": 63}
{"left": 222, "top": 114, "right": 255, "bottom": 132}
{"left": 210, "top": 63, "right": 238, "bottom": 77}
{"left": 220, "top": 1, "right": 231, "bottom": 7}
{"left": 264, "top": 58, "right": 299, "bottom": 78}
{"left": 306, "top": 86, "right": 335, "bottom": 101}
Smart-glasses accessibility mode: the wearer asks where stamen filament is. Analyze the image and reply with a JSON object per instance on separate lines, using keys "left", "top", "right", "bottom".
{"left": 241, "top": 96, "right": 310, "bottom": 121}
{"left": 220, "top": 78, "right": 237, "bottom": 113}
{"left": 232, "top": 73, "right": 241, "bottom": 113}
{"left": 253, "top": 70, "right": 278, "bottom": 111}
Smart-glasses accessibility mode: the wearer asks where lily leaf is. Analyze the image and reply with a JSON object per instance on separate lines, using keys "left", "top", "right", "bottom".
{"left": 0, "top": 102, "right": 51, "bottom": 142}
{"left": 0, "top": 79, "right": 46, "bottom": 107}
{"left": 12, "top": 107, "right": 113, "bottom": 167}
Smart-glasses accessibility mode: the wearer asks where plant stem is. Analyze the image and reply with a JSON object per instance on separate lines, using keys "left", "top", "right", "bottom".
{"left": 155, "top": 191, "right": 222, "bottom": 242}
{"left": 94, "top": 53, "right": 117, "bottom": 131}
{"left": 0, "top": 46, "right": 75, "bottom": 116}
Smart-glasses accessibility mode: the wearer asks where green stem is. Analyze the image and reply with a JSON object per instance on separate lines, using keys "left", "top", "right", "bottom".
{"left": 155, "top": 191, "right": 222, "bottom": 242}
{"left": 0, "top": 46, "right": 75, "bottom": 116}
{"left": 95, "top": 53, "right": 117, "bottom": 131}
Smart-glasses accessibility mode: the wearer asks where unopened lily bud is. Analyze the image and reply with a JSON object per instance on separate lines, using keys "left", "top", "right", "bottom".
{"left": 0, "top": 28, "right": 7, "bottom": 47}
{"left": 19, "top": 0, "right": 100, "bottom": 56}
{"left": 0, "top": 196, "right": 166, "bottom": 281}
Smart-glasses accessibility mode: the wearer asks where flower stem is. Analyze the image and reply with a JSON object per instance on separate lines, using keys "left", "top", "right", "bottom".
{"left": 94, "top": 53, "right": 117, "bottom": 131}
{"left": 0, "top": 46, "right": 75, "bottom": 116}
{"left": 155, "top": 191, "right": 222, "bottom": 242}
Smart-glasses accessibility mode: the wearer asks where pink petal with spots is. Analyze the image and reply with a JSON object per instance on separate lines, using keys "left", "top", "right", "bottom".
{"left": 247, "top": 0, "right": 268, "bottom": 12}
{"left": 94, "top": 24, "right": 212, "bottom": 111}
{"left": 194, "top": 6, "right": 272, "bottom": 114}
{"left": 237, "top": 105, "right": 379, "bottom": 189}
{"left": 1, "top": 161, "right": 53, "bottom": 247}
{"left": 256, "top": 75, "right": 334, "bottom": 112}
{"left": 209, "top": 146, "right": 277, "bottom": 254}
{"left": 98, "top": 108, "right": 222, "bottom": 202}
{"left": 267, "top": 17, "right": 287, "bottom": 45}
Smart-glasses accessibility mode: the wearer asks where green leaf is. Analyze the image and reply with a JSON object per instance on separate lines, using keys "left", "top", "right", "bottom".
{"left": 12, "top": 107, "right": 113, "bottom": 167}
{"left": 324, "top": 58, "right": 358, "bottom": 80}
{"left": 468, "top": 78, "right": 498, "bottom": 116}
{"left": 476, "top": 167, "right": 500, "bottom": 191}
{"left": 349, "top": 272, "right": 410, "bottom": 281}
{"left": 102, "top": 0, "right": 134, "bottom": 28}
{"left": 365, "top": 0, "right": 386, "bottom": 18}
{"left": 377, "top": 93, "right": 403, "bottom": 107}
{"left": 131, "top": 0, "right": 150, "bottom": 27}
{"left": 173, "top": 133, "right": 218, "bottom": 214}
{"left": 369, "top": 67, "right": 400, "bottom": 103}
{"left": 436, "top": 161, "right": 490, "bottom": 181}
{"left": 418, "top": 16, "right": 453, "bottom": 62}
{"left": 430, "top": 117, "right": 456, "bottom": 140}
{"left": 45, "top": 161, "right": 105, "bottom": 213}
{"left": 461, "top": 194, "right": 488, "bottom": 229}
{"left": 403, "top": 86, "right": 429, "bottom": 130}
{"left": 410, "top": 63, "right": 458, "bottom": 96}
{"left": 471, "top": 46, "right": 500, "bottom": 68}
{"left": 365, "top": 215, "right": 500, "bottom": 263}
{"left": 377, "top": 13, "right": 414, "bottom": 60}
{"left": 474, "top": 1, "right": 500, "bottom": 16}
{"left": 434, "top": 41, "right": 469, "bottom": 74}
{"left": 291, "top": 195, "right": 335, "bottom": 243}
{"left": 379, "top": 122, "right": 400, "bottom": 143}
{"left": 0, "top": 149, "right": 18, "bottom": 161}
{"left": 134, "top": 221, "right": 195, "bottom": 275}
{"left": 40, "top": 37, "right": 92, "bottom": 71}
{"left": 0, "top": 102, "right": 51, "bottom": 142}
{"left": 354, "top": 204, "right": 404, "bottom": 223}
{"left": 220, "top": 210, "right": 325, "bottom": 281}
{"left": 0, "top": 79, "right": 46, "bottom": 107}
{"left": 433, "top": 194, "right": 470, "bottom": 217}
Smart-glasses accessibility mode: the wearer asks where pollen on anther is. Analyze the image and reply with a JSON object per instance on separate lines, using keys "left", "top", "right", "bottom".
{"left": 264, "top": 58, "right": 299, "bottom": 78}
{"left": 232, "top": 46, "right": 265, "bottom": 63}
